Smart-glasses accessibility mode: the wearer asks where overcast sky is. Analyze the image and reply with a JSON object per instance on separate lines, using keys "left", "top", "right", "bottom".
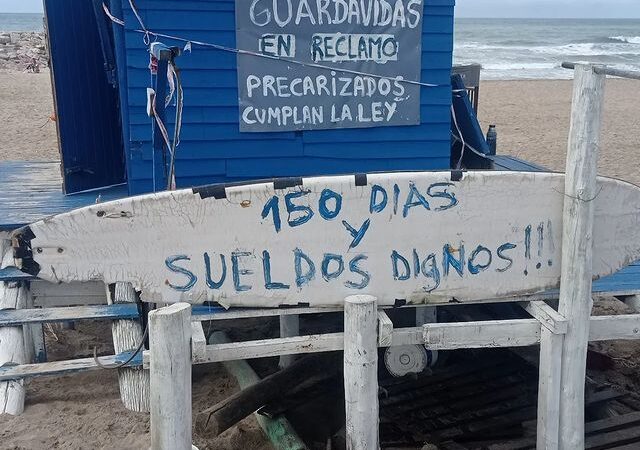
{"left": 457, "top": 0, "right": 640, "bottom": 18}
{"left": 2, "top": 0, "right": 640, "bottom": 18}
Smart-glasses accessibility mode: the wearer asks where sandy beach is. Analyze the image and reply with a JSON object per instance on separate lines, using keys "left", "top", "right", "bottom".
{"left": 3, "top": 71, "right": 639, "bottom": 183}
{"left": 478, "top": 79, "right": 640, "bottom": 186}
{"left": 1, "top": 69, "right": 640, "bottom": 449}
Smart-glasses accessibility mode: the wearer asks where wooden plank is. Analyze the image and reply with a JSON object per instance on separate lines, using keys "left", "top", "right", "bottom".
{"left": 176, "top": 319, "right": 542, "bottom": 365}
{"left": 558, "top": 63, "right": 606, "bottom": 450}
{"left": 585, "top": 426, "right": 640, "bottom": 449}
{"left": 344, "top": 295, "right": 379, "bottom": 449}
{"left": 191, "top": 322, "right": 207, "bottom": 364}
{"left": 205, "top": 331, "right": 308, "bottom": 450}
{"left": 607, "top": 443, "right": 640, "bottom": 450}
{"left": 24, "top": 293, "right": 46, "bottom": 363}
{"left": 143, "top": 327, "right": 421, "bottom": 366}
{"left": 585, "top": 411, "right": 640, "bottom": 435}
{"left": 0, "top": 161, "right": 126, "bottom": 231}
{"left": 196, "top": 351, "right": 339, "bottom": 437}
{"left": 199, "top": 333, "right": 345, "bottom": 363}
{"left": 537, "top": 326, "right": 563, "bottom": 450}
{"left": 589, "top": 315, "right": 640, "bottom": 341}
{"left": 0, "top": 266, "right": 34, "bottom": 282}
{"left": 149, "top": 303, "right": 192, "bottom": 450}
{"left": 191, "top": 305, "right": 343, "bottom": 321}
{"left": 521, "top": 301, "right": 567, "bottom": 334}
{"left": 378, "top": 310, "right": 394, "bottom": 346}
{"left": 0, "top": 351, "right": 142, "bottom": 381}
{"left": 31, "top": 280, "right": 107, "bottom": 307}
{"left": 585, "top": 389, "right": 626, "bottom": 405}
{"left": 0, "top": 304, "right": 139, "bottom": 326}
{"left": 146, "top": 313, "right": 640, "bottom": 366}
{"left": 13, "top": 171, "right": 640, "bottom": 307}
{"left": 423, "top": 319, "right": 541, "bottom": 350}
{"left": 108, "top": 283, "right": 149, "bottom": 413}
{"left": 0, "top": 239, "right": 28, "bottom": 415}
{"left": 278, "top": 315, "right": 299, "bottom": 368}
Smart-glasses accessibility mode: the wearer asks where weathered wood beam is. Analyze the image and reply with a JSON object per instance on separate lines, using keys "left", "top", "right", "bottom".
{"left": 0, "top": 303, "right": 139, "bottom": 326}
{"left": 191, "top": 321, "right": 207, "bottom": 364}
{"left": 557, "top": 63, "right": 605, "bottom": 450}
{"left": 537, "top": 326, "right": 563, "bottom": 450}
{"left": 196, "top": 350, "right": 339, "bottom": 437}
{"left": 191, "top": 304, "right": 342, "bottom": 321}
{"left": 520, "top": 301, "right": 568, "bottom": 334}
{"left": 278, "top": 314, "right": 300, "bottom": 369}
{"left": 206, "top": 331, "right": 308, "bottom": 450}
{"left": 141, "top": 315, "right": 640, "bottom": 366}
{"left": 589, "top": 314, "right": 640, "bottom": 341}
{"left": 344, "top": 294, "right": 379, "bottom": 450}
{"left": 377, "top": 310, "right": 393, "bottom": 346}
{"left": 0, "top": 351, "right": 142, "bottom": 381}
{"left": 31, "top": 280, "right": 108, "bottom": 307}
{"left": 107, "top": 282, "right": 149, "bottom": 413}
{"left": 423, "top": 319, "right": 542, "bottom": 350}
{"left": 0, "top": 239, "right": 28, "bottom": 415}
{"left": 149, "top": 303, "right": 193, "bottom": 450}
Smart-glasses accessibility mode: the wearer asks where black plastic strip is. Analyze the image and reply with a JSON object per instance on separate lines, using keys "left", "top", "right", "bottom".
{"left": 20, "top": 259, "right": 41, "bottom": 277}
{"left": 20, "top": 226, "right": 36, "bottom": 241}
{"left": 451, "top": 169, "right": 463, "bottom": 181}
{"left": 274, "top": 177, "right": 303, "bottom": 190}
{"left": 13, "top": 246, "right": 30, "bottom": 259}
{"left": 192, "top": 184, "right": 227, "bottom": 199}
{"left": 354, "top": 173, "right": 368, "bottom": 186}
{"left": 12, "top": 227, "right": 40, "bottom": 277}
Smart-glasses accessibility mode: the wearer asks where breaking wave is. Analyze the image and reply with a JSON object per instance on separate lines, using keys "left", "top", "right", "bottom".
{"left": 608, "top": 35, "right": 640, "bottom": 44}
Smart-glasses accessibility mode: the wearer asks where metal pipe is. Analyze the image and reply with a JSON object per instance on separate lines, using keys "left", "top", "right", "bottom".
{"left": 562, "top": 62, "right": 640, "bottom": 81}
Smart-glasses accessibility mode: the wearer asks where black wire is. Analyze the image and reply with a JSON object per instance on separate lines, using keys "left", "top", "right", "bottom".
{"left": 93, "top": 322, "right": 149, "bottom": 370}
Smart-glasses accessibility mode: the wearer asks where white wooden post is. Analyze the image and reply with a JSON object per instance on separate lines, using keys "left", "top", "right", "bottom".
{"left": 108, "top": 282, "right": 150, "bottom": 412}
{"left": 278, "top": 314, "right": 299, "bottom": 369}
{"left": 415, "top": 305, "right": 438, "bottom": 368}
{"left": 344, "top": 294, "right": 379, "bottom": 450}
{"left": 415, "top": 305, "right": 436, "bottom": 326}
{"left": 24, "top": 292, "right": 46, "bottom": 363}
{"left": 623, "top": 295, "right": 640, "bottom": 312}
{"left": 149, "top": 303, "right": 192, "bottom": 450}
{"left": 557, "top": 63, "right": 605, "bottom": 449}
{"left": 0, "top": 238, "right": 28, "bottom": 415}
{"left": 537, "top": 326, "right": 563, "bottom": 450}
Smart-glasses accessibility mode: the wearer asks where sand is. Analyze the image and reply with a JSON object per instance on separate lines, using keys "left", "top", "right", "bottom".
{"left": 3, "top": 72, "right": 639, "bottom": 185}
{"left": 0, "top": 321, "right": 274, "bottom": 450}
{"left": 478, "top": 79, "right": 640, "bottom": 186}
{"left": 1, "top": 69, "right": 640, "bottom": 449}
{"left": 0, "top": 70, "right": 58, "bottom": 161}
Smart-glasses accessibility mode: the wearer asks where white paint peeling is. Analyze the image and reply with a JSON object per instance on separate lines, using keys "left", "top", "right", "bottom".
{"left": 12, "top": 171, "right": 640, "bottom": 307}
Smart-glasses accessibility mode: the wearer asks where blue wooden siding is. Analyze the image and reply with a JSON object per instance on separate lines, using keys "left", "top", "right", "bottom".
{"left": 113, "top": 0, "right": 455, "bottom": 194}
{"left": 45, "top": 0, "right": 125, "bottom": 193}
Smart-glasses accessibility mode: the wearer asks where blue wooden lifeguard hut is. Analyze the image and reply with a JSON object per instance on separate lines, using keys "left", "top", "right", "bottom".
{"left": 40, "top": 0, "right": 456, "bottom": 198}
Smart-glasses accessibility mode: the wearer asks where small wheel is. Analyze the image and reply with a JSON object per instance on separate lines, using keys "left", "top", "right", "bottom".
{"left": 384, "top": 344, "right": 437, "bottom": 377}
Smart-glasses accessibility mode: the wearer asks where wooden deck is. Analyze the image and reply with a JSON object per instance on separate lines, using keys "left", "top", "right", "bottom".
{"left": 0, "top": 161, "right": 127, "bottom": 231}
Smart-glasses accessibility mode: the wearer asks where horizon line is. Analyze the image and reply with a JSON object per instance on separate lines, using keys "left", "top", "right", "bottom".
{"left": 457, "top": 16, "right": 640, "bottom": 19}
{"left": 1, "top": 10, "right": 639, "bottom": 20}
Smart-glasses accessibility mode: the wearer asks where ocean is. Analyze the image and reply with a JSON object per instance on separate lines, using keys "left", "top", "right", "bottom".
{"left": 1, "top": 13, "right": 638, "bottom": 80}
{"left": 454, "top": 18, "right": 640, "bottom": 79}
{"left": 0, "top": 13, "right": 43, "bottom": 32}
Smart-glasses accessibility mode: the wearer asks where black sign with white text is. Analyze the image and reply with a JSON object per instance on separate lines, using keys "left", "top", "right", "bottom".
{"left": 236, "top": 0, "right": 424, "bottom": 132}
